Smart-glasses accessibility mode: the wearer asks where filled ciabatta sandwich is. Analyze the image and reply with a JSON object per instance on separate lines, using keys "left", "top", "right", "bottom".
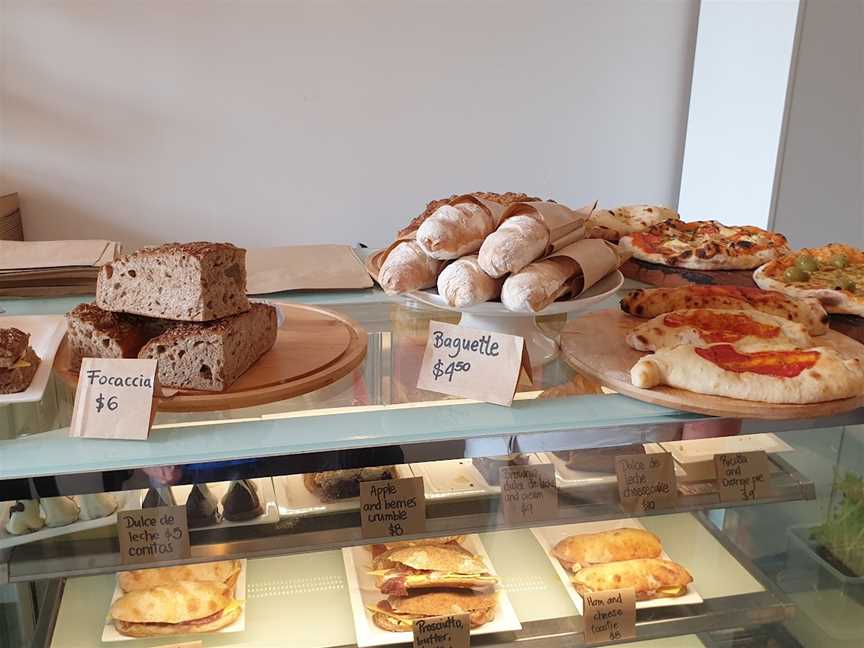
{"left": 552, "top": 528, "right": 662, "bottom": 572}
{"left": 110, "top": 581, "right": 242, "bottom": 637}
{"left": 118, "top": 560, "right": 241, "bottom": 592}
{"left": 370, "top": 543, "right": 497, "bottom": 596}
{"left": 572, "top": 558, "right": 693, "bottom": 600}
{"left": 369, "top": 590, "right": 497, "bottom": 632}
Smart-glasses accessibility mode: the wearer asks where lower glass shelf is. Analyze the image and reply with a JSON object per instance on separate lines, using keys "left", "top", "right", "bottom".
{"left": 46, "top": 513, "right": 790, "bottom": 648}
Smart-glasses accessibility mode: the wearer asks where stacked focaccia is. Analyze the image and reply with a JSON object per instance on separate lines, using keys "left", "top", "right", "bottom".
{"left": 65, "top": 242, "right": 277, "bottom": 391}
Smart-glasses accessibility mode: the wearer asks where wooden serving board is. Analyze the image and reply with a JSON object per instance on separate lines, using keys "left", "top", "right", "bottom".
{"left": 560, "top": 309, "right": 864, "bottom": 420}
{"left": 620, "top": 258, "right": 757, "bottom": 288}
{"left": 55, "top": 303, "right": 367, "bottom": 412}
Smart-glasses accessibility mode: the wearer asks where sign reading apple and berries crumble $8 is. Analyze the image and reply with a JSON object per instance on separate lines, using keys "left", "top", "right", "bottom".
{"left": 417, "top": 321, "right": 532, "bottom": 407}
{"left": 359, "top": 477, "right": 426, "bottom": 539}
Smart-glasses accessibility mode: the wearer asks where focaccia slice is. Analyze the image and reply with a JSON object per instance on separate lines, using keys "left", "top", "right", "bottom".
{"left": 626, "top": 308, "right": 812, "bottom": 352}
{"left": 587, "top": 205, "right": 679, "bottom": 242}
{"left": 620, "top": 285, "right": 829, "bottom": 335}
{"left": 631, "top": 343, "right": 864, "bottom": 404}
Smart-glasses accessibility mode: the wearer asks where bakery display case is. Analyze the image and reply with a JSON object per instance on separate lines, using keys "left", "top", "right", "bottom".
{"left": 2, "top": 279, "right": 862, "bottom": 648}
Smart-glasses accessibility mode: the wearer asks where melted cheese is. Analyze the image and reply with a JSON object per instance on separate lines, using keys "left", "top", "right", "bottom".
{"left": 10, "top": 359, "right": 30, "bottom": 369}
{"left": 656, "top": 586, "right": 686, "bottom": 596}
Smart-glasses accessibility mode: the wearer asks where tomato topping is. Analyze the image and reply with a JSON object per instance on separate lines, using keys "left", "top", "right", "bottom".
{"left": 631, "top": 232, "right": 663, "bottom": 253}
{"left": 695, "top": 344, "right": 819, "bottom": 378}
{"left": 664, "top": 311, "right": 780, "bottom": 343}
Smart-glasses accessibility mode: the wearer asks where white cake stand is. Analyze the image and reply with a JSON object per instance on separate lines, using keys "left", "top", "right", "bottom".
{"left": 406, "top": 270, "right": 624, "bottom": 366}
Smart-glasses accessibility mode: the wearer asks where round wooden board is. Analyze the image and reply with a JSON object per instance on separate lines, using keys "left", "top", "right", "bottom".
{"left": 55, "top": 303, "right": 367, "bottom": 412}
{"left": 621, "top": 258, "right": 757, "bottom": 288}
{"left": 560, "top": 308, "right": 864, "bottom": 420}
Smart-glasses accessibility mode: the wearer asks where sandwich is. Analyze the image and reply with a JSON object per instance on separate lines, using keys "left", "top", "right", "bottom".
{"left": 374, "top": 535, "right": 465, "bottom": 554}
{"left": 369, "top": 590, "right": 497, "bottom": 632}
{"left": 370, "top": 544, "right": 497, "bottom": 596}
{"left": 110, "top": 581, "right": 243, "bottom": 637}
{"left": 118, "top": 560, "right": 241, "bottom": 592}
{"left": 0, "top": 328, "right": 40, "bottom": 394}
{"left": 552, "top": 528, "right": 662, "bottom": 572}
{"left": 571, "top": 558, "right": 693, "bottom": 601}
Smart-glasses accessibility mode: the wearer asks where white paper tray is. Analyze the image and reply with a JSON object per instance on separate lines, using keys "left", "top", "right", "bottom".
{"left": 342, "top": 535, "right": 522, "bottom": 647}
{"left": 659, "top": 434, "right": 792, "bottom": 482}
{"left": 0, "top": 491, "right": 140, "bottom": 550}
{"left": 101, "top": 559, "right": 247, "bottom": 641}
{"left": 0, "top": 314, "right": 65, "bottom": 404}
{"left": 169, "top": 479, "right": 279, "bottom": 529}
{"left": 531, "top": 519, "right": 703, "bottom": 613}
{"left": 410, "top": 455, "right": 547, "bottom": 499}
{"left": 275, "top": 466, "right": 412, "bottom": 517}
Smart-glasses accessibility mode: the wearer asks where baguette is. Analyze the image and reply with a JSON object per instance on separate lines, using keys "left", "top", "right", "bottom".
{"left": 378, "top": 240, "right": 444, "bottom": 294}
{"left": 500, "top": 257, "right": 580, "bottom": 313}
{"left": 478, "top": 215, "right": 550, "bottom": 278}
{"left": 436, "top": 255, "right": 503, "bottom": 308}
{"left": 416, "top": 202, "right": 495, "bottom": 260}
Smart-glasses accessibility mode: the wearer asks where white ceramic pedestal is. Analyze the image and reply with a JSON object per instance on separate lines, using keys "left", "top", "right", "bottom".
{"left": 457, "top": 311, "right": 559, "bottom": 365}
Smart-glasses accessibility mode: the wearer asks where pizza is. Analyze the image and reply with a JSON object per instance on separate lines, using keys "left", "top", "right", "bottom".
{"left": 626, "top": 308, "right": 812, "bottom": 352}
{"left": 620, "top": 285, "right": 829, "bottom": 335}
{"left": 631, "top": 343, "right": 864, "bottom": 404}
{"left": 618, "top": 220, "right": 790, "bottom": 270}
{"left": 754, "top": 243, "right": 864, "bottom": 316}
{"left": 586, "top": 205, "right": 678, "bottom": 242}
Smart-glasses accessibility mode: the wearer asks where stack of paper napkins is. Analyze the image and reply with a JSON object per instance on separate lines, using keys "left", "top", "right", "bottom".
{"left": 0, "top": 240, "right": 123, "bottom": 296}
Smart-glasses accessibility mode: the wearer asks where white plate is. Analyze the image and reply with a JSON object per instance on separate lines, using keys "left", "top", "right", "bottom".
{"left": 540, "top": 445, "right": 684, "bottom": 490}
{"left": 531, "top": 519, "right": 703, "bottom": 613}
{"left": 342, "top": 535, "right": 522, "bottom": 647}
{"left": 276, "top": 466, "right": 413, "bottom": 517}
{"left": 0, "top": 491, "right": 140, "bottom": 550}
{"left": 101, "top": 559, "right": 247, "bottom": 641}
{"left": 659, "top": 434, "right": 792, "bottom": 482}
{"left": 410, "top": 455, "right": 546, "bottom": 499}
{"left": 0, "top": 315, "right": 65, "bottom": 403}
{"left": 407, "top": 270, "right": 624, "bottom": 316}
{"left": 170, "top": 479, "right": 279, "bottom": 529}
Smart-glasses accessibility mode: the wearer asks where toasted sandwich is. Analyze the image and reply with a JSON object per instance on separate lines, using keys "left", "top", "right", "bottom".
{"left": 369, "top": 590, "right": 497, "bottom": 632}
{"left": 110, "top": 581, "right": 243, "bottom": 637}
{"left": 572, "top": 558, "right": 693, "bottom": 601}
{"left": 0, "top": 328, "right": 39, "bottom": 394}
{"left": 552, "top": 528, "right": 662, "bottom": 571}
{"left": 370, "top": 543, "right": 497, "bottom": 596}
{"left": 372, "top": 535, "right": 465, "bottom": 557}
{"left": 118, "top": 560, "right": 241, "bottom": 592}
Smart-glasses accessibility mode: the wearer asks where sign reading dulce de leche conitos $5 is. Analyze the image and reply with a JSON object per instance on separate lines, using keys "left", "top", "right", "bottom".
{"left": 417, "top": 321, "right": 532, "bottom": 406}
{"left": 69, "top": 358, "right": 158, "bottom": 440}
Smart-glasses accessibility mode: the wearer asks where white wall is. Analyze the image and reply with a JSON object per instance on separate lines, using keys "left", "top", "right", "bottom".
{"left": 0, "top": 1, "right": 698, "bottom": 250}
{"left": 772, "top": 0, "right": 864, "bottom": 247}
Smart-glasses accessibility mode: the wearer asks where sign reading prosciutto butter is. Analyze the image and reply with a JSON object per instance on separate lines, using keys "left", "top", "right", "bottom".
{"left": 695, "top": 345, "right": 819, "bottom": 378}
{"left": 69, "top": 358, "right": 157, "bottom": 440}
{"left": 117, "top": 505, "right": 190, "bottom": 565}
{"left": 412, "top": 614, "right": 470, "bottom": 648}
{"left": 417, "top": 321, "right": 531, "bottom": 407}
{"left": 360, "top": 477, "right": 426, "bottom": 539}
{"left": 581, "top": 588, "right": 637, "bottom": 644}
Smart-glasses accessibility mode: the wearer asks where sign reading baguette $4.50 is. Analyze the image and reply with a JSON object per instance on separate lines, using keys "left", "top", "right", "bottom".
{"left": 417, "top": 321, "right": 532, "bottom": 406}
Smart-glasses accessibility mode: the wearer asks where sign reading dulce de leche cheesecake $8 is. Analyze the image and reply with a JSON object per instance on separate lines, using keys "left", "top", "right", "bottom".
{"left": 417, "top": 321, "right": 532, "bottom": 406}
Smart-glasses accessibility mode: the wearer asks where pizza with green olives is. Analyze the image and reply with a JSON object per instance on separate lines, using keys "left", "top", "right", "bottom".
{"left": 754, "top": 243, "right": 864, "bottom": 316}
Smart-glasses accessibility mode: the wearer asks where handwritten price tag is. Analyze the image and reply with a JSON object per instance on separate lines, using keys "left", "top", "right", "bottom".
{"left": 69, "top": 358, "right": 157, "bottom": 440}
{"left": 416, "top": 321, "right": 532, "bottom": 407}
{"left": 359, "top": 477, "right": 426, "bottom": 539}
{"left": 413, "top": 614, "right": 470, "bottom": 648}
{"left": 117, "top": 505, "right": 190, "bottom": 565}
{"left": 615, "top": 452, "right": 677, "bottom": 513}
{"left": 714, "top": 451, "right": 773, "bottom": 502}
{"left": 499, "top": 464, "right": 558, "bottom": 524}
{"left": 582, "top": 588, "right": 636, "bottom": 644}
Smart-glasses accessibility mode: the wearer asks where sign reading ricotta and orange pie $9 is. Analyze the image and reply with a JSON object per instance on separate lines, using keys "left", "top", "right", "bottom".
{"left": 417, "top": 321, "right": 532, "bottom": 407}
{"left": 714, "top": 451, "right": 773, "bottom": 502}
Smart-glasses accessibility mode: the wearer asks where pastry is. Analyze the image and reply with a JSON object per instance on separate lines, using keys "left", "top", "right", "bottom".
{"left": 220, "top": 480, "right": 263, "bottom": 521}
{"left": 478, "top": 215, "right": 550, "bottom": 278}
{"left": 620, "top": 285, "right": 829, "bottom": 335}
{"left": 377, "top": 240, "right": 444, "bottom": 294}
{"left": 138, "top": 302, "right": 277, "bottom": 391}
{"left": 96, "top": 242, "right": 250, "bottom": 321}
{"left": 5, "top": 499, "right": 44, "bottom": 535}
{"left": 436, "top": 255, "right": 502, "bottom": 308}
{"left": 500, "top": 257, "right": 581, "bottom": 312}
{"left": 41, "top": 496, "right": 80, "bottom": 527}
{"left": 77, "top": 493, "right": 118, "bottom": 520}
{"left": 185, "top": 484, "right": 220, "bottom": 528}
{"left": 142, "top": 486, "right": 176, "bottom": 509}
{"left": 303, "top": 466, "right": 397, "bottom": 501}
{"left": 0, "top": 328, "right": 40, "bottom": 394}
{"left": 416, "top": 202, "right": 496, "bottom": 260}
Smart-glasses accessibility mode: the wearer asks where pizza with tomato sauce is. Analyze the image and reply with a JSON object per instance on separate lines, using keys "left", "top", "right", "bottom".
{"left": 618, "top": 220, "right": 790, "bottom": 270}
{"left": 620, "top": 285, "right": 829, "bottom": 335}
{"left": 625, "top": 308, "right": 812, "bottom": 352}
{"left": 630, "top": 343, "right": 864, "bottom": 403}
